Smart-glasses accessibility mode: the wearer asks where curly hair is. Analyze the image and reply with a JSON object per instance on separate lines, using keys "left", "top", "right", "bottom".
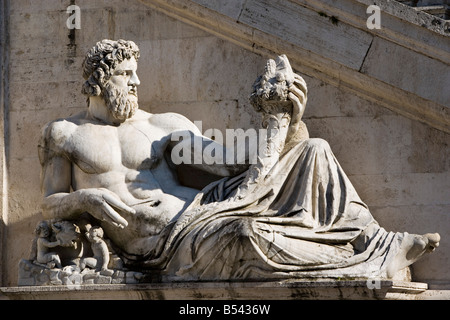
{"left": 81, "top": 39, "right": 140, "bottom": 97}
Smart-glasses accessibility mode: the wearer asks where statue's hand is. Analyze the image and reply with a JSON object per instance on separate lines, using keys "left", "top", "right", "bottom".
{"left": 287, "top": 73, "right": 307, "bottom": 126}
{"left": 80, "top": 188, "right": 135, "bottom": 228}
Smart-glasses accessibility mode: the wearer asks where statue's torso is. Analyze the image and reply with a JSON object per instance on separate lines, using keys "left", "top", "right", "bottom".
{"left": 57, "top": 110, "right": 200, "bottom": 255}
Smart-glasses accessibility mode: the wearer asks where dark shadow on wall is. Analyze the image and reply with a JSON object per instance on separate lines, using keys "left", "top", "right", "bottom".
{"left": 1, "top": 212, "right": 44, "bottom": 287}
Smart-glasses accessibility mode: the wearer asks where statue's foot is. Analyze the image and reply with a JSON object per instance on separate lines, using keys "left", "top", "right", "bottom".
{"left": 407, "top": 233, "right": 440, "bottom": 258}
{"left": 386, "top": 232, "right": 440, "bottom": 278}
{"left": 100, "top": 268, "right": 114, "bottom": 276}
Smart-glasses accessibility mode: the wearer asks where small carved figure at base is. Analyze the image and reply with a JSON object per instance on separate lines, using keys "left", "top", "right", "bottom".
{"left": 80, "top": 225, "right": 114, "bottom": 276}
{"left": 34, "top": 221, "right": 62, "bottom": 269}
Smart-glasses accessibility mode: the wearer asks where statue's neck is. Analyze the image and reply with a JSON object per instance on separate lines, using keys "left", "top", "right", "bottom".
{"left": 87, "top": 96, "right": 123, "bottom": 126}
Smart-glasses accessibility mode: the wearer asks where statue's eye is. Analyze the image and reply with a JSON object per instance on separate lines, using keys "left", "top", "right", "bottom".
{"left": 115, "top": 70, "right": 128, "bottom": 76}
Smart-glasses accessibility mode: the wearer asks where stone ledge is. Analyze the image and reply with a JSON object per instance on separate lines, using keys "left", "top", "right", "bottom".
{"left": 0, "top": 280, "right": 428, "bottom": 300}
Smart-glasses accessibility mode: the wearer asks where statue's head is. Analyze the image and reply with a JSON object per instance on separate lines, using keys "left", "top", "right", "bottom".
{"left": 82, "top": 39, "right": 140, "bottom": 122}
{"left": 86, "top": 225, "right": 104, "bottom": 243}
{"left": 35, "top": 220, "right": 51, "bottom": 238}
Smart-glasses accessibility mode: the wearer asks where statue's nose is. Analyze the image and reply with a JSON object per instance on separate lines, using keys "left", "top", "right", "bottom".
{"left": 129, "top": 71, "right": 140, "bottom": 86}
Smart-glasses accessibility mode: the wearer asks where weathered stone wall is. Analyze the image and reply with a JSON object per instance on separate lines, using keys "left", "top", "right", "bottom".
{"left": 1, "top": 0, "right": 448, "bottom": 290}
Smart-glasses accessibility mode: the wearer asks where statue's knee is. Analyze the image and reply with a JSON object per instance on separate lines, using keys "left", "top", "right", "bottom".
{"left": 228, "top": 218, "right": 253, "bottom": 239}
{"left": 305, "top": 138, "right": 331, "bottom": 152}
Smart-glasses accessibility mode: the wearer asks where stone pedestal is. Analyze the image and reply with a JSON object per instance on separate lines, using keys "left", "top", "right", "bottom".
{"left": 0, "top": 280, "right": 431, "bottom": 300}
{"left": 17, "top": 259, "right": 145, "bottom": 286}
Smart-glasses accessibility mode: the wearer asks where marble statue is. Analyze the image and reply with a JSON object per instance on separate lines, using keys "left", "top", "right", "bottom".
{"left": 30, "top": 39, "right": 440, "bottom": 284}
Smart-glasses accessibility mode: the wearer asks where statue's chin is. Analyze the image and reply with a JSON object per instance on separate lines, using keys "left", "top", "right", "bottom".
{"left": 110, "top": 100, "right": 138, "bottom": 123}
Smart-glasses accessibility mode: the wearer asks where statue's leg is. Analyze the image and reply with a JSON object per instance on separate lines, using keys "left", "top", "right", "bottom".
{"left": 80, "top": 257, "right": 97, "bottom": 270}
{"left": 302, "top": 138, "right": 441, "bottom": 278}
{"left": 53, "top": 254, "right": 62, "bottom": 269}
{"left": 351, "top": 221, "right": 440, "bottom": 278}
{"left": 350, "top": 221, "right": 380, "bottom": 253}
{"left": 43, "top": 253, "right": 62, "bottom": 269}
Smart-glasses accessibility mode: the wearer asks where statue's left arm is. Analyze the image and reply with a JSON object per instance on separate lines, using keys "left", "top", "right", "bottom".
{"left": 167, "top": 114, "right": 250, "bottom": 177}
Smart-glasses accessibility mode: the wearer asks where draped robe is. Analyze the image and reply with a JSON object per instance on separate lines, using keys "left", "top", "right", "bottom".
{"left": 125, "top": 138, "right": 405, "bottom": 281}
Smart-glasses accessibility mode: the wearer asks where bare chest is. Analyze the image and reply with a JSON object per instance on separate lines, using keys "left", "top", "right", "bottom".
{"left": 68, "top": 121, "right": 170, "bottom": 174}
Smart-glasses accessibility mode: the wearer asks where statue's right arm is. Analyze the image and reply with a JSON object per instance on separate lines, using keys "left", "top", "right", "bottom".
{"left": 41, "top": 238, "right": 62, "bottom": 248}
{"left": 39, "top": 120, "right": 82, "bottom": 221}
{"left": 39, "top": 121, "right": 133, "bottom": 228}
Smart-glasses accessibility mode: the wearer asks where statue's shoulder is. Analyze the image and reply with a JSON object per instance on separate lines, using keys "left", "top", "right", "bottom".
{"left": 147, "top": 111, "right": 200, "bottom": 134}
{"left": 39, "top": 111, "right": 87, "bottom": 156}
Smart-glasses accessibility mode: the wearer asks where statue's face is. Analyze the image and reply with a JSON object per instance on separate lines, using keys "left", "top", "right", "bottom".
{"left": 86, "top": 227, "right": 102, "bottom": 242}
{"left": 109, "top": 56, "right": 140, "bottom": 94}
{"left": 102, "top": 56, "right": 140, "bottom": 122}
{"left": 40, "top": 227, "right": 50, "bottom": 238}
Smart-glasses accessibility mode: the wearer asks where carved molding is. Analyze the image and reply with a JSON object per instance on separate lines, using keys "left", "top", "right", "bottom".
{"left": 139, "top": 0, "right": 450, "bottom": 133}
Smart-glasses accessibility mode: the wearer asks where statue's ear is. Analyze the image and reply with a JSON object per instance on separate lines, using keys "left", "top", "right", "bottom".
{"left": 81, "top": 76, "right": 102, "bottom": 97}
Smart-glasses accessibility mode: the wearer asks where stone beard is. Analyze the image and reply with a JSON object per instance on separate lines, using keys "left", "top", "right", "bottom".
{"left": 102, "top": 81, "right": 138, "bottom": 122}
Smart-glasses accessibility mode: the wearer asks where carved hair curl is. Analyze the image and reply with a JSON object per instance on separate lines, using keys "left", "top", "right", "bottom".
{"left": 81, "top": 39, "right": 140, "bottom": 97}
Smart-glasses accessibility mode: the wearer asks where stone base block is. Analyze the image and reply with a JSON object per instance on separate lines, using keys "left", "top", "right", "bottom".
{"left": 0, "top": 279, "right": 431, "bottom": 300}
{"left": 17, "top": 259, "right": 144, "bottom": 286}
